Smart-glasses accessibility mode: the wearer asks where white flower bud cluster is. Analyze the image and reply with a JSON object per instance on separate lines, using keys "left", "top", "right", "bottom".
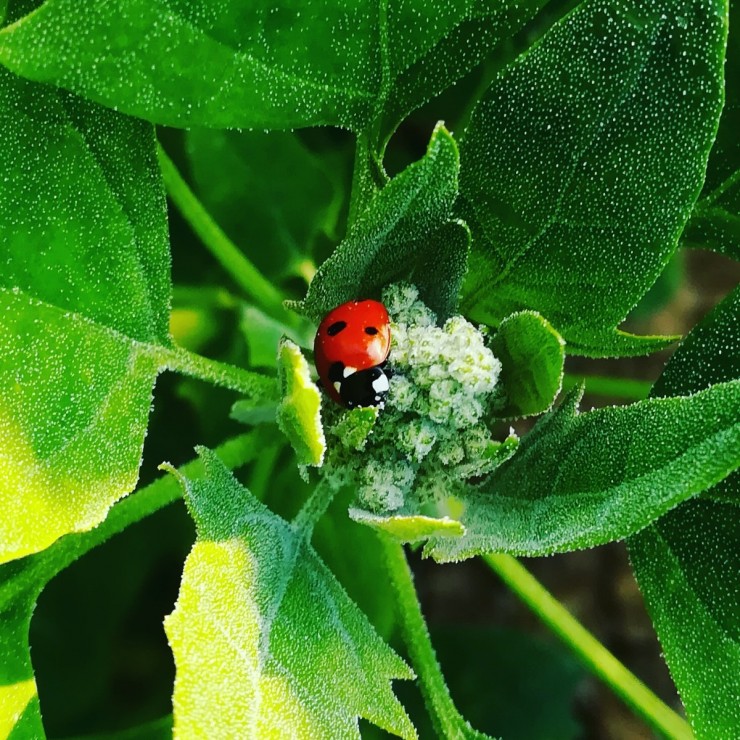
{"left": 323, "top": 283, "right": 505, "bottom": 514}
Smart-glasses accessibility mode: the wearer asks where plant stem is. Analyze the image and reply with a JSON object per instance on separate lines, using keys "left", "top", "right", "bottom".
{"left": 156, "top": 144, "right": 288, "bottom": 321}
{"left": 696, "top": 167, "right": 740, "bottom": 208}
{"left": 158, "top": 345, "right": 277, "bottom": 400}
{"left": 562, "top": 373, "right": 652, "bottom": 401}
{"left": 483, "top": 553, "right": 693, "bottom": 740}
{"left": 20, "top": 434, "right": 260, "bottom": 592}
{"left": 292, "top": 478, "right": 340, "bottom": 540}
{"left": 382, "top": 539, "right": 489, "bottom": 739}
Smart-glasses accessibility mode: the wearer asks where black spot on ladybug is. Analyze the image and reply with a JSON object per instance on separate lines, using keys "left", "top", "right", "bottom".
{"left": 340, "top": 366, "right": 389, "bottom": 408}
{"left": 326, "top": 320, "right": 347, "bottom": 336}
{"left": 328, "top": 361, "right": 345, "bottom": 382}
{"left": 364, "top": 326, "right": 378, "bottom": 335}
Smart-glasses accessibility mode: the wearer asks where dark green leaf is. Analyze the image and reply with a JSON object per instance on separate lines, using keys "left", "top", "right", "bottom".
{"left": 301, "top": 124, "right": 467, "bottom": 323}
{"left": 165, "top": 449, "right": 415, "bottom": 738}
{"left": 459, "top": 0, "right": 727, "bottom": 356}
{"left": 491, "top": 311, "right": 565, "bottom": 417}
{"left": 186, "top": 130, "right": 341, "bottom": 281}
{"left": 425, "top": 380, "right": 740, "bottom": 561}
{"left": 628, "top": 286, "right": 740, "bottom": 736}
{"left": 0, "top": 1, "right": 547, "bottom": 136}
{"left": 682, "top": 0, "right": 739, "bottom": 259}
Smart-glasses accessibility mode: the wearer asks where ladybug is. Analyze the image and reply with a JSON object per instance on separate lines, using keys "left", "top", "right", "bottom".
{"left": 314, "top": 299, "right": 391, "bottom": 408}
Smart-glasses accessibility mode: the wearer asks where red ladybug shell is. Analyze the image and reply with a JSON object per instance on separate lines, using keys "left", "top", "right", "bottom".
{"left": 314, "top": 299, "right": 391, "bottom": 405}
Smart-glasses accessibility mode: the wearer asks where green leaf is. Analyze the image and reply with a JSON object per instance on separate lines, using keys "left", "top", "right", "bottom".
{"left": 349, "top": 509, "right": 465, "bottom": 544}
{"left": 0, "top": 434, "right": 259, "bottom": 739}
{"left": 276, "top": 339, "right": 326, "bottom": 469}
{"left": 628, "top": 286, "right": 740, "bottom": 736}
{"left": 425, "top": 380, "right": 740, "bottom": 562}
{"left": 490, "top": 311, "right": 565, "bottom": 417}
{"left": 300, "top": 124, "right": 467, "bottom": 323}
{"left": 0, "top": 563, "right": 43, "bottom": 739}
{"left": 683, "top": 0, "right": 739, "bottom": 259}
{"left": 165, "top": 448, "right": 416, "bottom": 739}
{"left": 459, "top": 0, "right": 727, "bottom": 356}
{"left": 0, "top": 68, "right": 272, "bottom": 564}
{"left": 0, "top": 68, "right": 169, "bottom": 563}
{"left": 186, "top": 130, "right": 341, "bottom": 281}
{"left": 0, "top": 0, "right": 546, "bottom": 136}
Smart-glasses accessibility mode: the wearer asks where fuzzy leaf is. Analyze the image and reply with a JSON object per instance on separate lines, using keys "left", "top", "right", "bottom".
{"left": 628, "top": 286, "right": 740, "bottom": 736}
{"left": 0, "top": 68, "right": 272, "bottom": 564}
{"left": 276, "top": 339, "right": 325, "bottom": 468}
{"left": 165, "top": 449, "right": 416, "bottom": 739}
{"left": 491, "top": 311, "right": 565, "bottom": 418}
{"left": 0, "top": 69, "right": 168, "bottom": 563}
{"left": 459, "top": 0, "right": 727, "bottom": 356}
{"left": 301, "top": 124, "right": 467, "bottom": 323}
{"left": 425, "top": 381, "right": 740, "bottom": 562}
{"left": 349, "top": 509, "right": 465, "bottom": 544}
{"left": 0, "top": 0, "right": 546, "bottom": 136}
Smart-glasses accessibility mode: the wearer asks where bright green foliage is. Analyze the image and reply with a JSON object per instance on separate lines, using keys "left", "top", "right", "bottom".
{"left": 300, "top": 125, "right": 467, "bottom": 323}
{"left": 187, "top": 130, "right": 341, "bottom": 281}
{"left": 165, "top": 449, "right": 416, "bottom": 739}
{"left": 0, "top": 564, "right": 43, "bottom": 739}
{"left": 426, "top": 381, "right": 740, "bottom": 561}
{"left": 459, "top": 0, "right": 727, "bottom": 356}
{"left": 628, "top": 287, "right": 740, "bottom": 736}
{"left": 0, "top": 67, "right": 169, "bottom": 563}
{"left": 491, "top": 311, "right": 564, "bottom": 418}
{"left": 276, "top": 339, "right": 325, "bottom": 468}
{"left": 0, "top": 0, "right": 546, "bottom": 138}
{"left": 349, "top": 509, "right": 465, "bottom": 544}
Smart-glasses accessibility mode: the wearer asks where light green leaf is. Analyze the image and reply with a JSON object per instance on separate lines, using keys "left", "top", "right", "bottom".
{"left": 0, "top": 434, "right": 259, "bottom": 740}
{"left": 628, "top": 286, "right": 740, "bottom": 736}
{"left": 300, "top": 124, "right": 467, "bottom": 323}
{"left": 683, "top": 201, "right": 740, "bottom": 260}
{"left": 0, "top": 0, "right": 546, "bottom": 136}
{"left": 186, "top": 130, "right": 341, "bottom": 281}
{"left": 328, "top": 406, "right": 379, "bottom": 452}
{"left": 425, "top": 381, "right": 740, "bottom": 562}
{"left": 276, "top": 339, "right": 325, "bottom": 468}
{"left": 349, "top": 509, "right": 465, "bottom": 544}
{"left": 0, "top": 68, "right": 168, "bottom": 563}
{"left": 0, "top": 68, "right": 272, "bottom": 564}
{"left": 0, "top": 563, "right": 43, "bottom": 740}
{"left": 459, "top": 0, "right": 727, "bottom": 356}
{"left": 165, "top": 448, "right": 416, "bottom": 739}
{"left": 491, "top": 311, "right": 564, "bottom": 418}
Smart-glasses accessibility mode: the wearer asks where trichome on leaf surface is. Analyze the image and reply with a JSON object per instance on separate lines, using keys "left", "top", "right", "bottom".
{"left": 0, "top": 0, "right": 738, "bottom": 738}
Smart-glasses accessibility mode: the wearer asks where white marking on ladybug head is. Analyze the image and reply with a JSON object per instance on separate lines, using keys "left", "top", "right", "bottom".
{"left": 372, "top": 373, "right": 389, "bottom": 393}
{"left": 333, "top": 381, "right": 342, "bottom": 394}
{"left": 343, "top": 366, "right": 357, "bottom": 378}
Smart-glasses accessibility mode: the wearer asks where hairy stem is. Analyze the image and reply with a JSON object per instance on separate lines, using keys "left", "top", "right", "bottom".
{"left": 383, "top": 539, "right": 489, "bottom": 739}
{"left": 159, "top": 345, "right": 277, "bottom": 400}
{"left": 292, "top": 478, "right": 340, "bottom": 541}
{"left": 157, "top": 145, "right": 289, "bottom": 322}
{"left": 483, "top": 554, "right": 693, "bottom": 740}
